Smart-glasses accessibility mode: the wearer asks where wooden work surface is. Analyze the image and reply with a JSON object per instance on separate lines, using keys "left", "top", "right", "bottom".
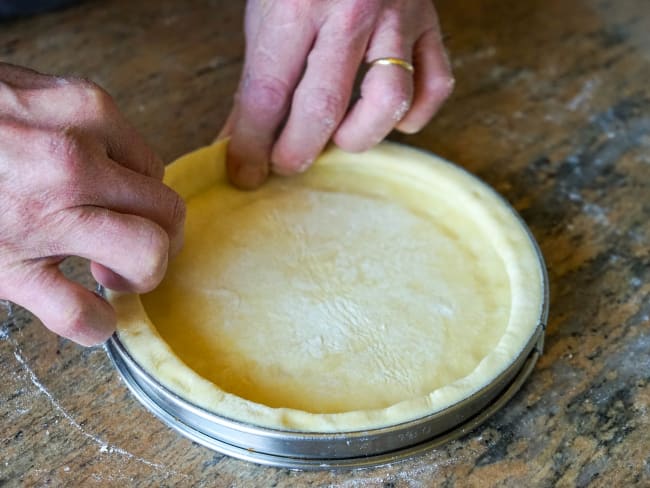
{"left": 1, "top": 1, "right": 649, "bottom": 486}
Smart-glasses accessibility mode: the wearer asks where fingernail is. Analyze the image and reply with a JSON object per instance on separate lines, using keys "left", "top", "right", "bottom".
{"left": 228, "top": 155, "right": 268, "bottom": 190}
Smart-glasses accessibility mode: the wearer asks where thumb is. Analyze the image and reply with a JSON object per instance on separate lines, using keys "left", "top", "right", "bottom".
{"left": 6, "top": 264, "right": 116, "bottom": 346}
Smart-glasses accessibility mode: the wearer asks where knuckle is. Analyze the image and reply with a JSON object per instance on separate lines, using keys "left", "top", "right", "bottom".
{"left": 426, "top": 75, "right": 455, "bottom": 103}
{"left": 56, "top": 300, "right": 112, "bottom": 346}
{"left": 243, "top": 74, "right": 290, "bottom": 115}
{"left": 71, "top": 78, "right": 115, "bottom": 115}
{"left": 302, "top": 87, "right": 346, "bottom": 129}
{"left": 376, "top": 84, "right": 412, "bottom": 114}
{"left": 50, "top": 126, "right": 82, "bottom": 160}
{"left": 31, "top": 281, "right": 88, "bottom": 340}
{"left": 339, "top": 0, "right": 380, "bottom": 35}
{"left": 135, "top": 225, "right": 169, "bottom": 292}
{"left": 47, "top": 127, "right": 87, "bottom": 182}
{"left": 58, "top": 306, "right": 89, "bottom": 341}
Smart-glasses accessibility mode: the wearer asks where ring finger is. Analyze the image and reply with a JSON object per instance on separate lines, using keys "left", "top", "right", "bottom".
{"left": 334, "top": 24, "right": 415, "bottom": 152}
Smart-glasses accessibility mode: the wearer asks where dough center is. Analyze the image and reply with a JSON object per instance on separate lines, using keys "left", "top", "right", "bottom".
{"left": 141, "top": 186, "right": 511, "bottom": 413}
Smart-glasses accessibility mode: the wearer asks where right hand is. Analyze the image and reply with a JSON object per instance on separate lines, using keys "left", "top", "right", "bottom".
{"left": 0, "top": 63, "right": 185, "bottom": 346}
{"left": 223, "top": 0, "right": 454, "bottom": 189}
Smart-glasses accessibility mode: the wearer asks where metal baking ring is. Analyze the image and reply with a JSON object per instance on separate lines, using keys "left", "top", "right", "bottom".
{"left": 105, "top": 323, "right": 546, "bottom": 470}
{"left": 104, "top": 147, "right": 550, "bottom": 469}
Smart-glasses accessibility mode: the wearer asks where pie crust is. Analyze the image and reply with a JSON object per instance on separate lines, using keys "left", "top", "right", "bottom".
{"left": 108, "top": 140, "right": 544, "bottom": 432}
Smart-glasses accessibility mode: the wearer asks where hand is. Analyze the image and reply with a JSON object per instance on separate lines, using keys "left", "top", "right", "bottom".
{"left": 222, "top": 0, "right": 453, "bottom": 189}
{"left": 0, "top": 63, "right": 185, "bottom": 346}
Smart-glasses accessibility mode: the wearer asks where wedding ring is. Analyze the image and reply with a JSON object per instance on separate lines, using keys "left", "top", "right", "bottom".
{"left": 368, "top": 57, "right": 414, "bottom": 73}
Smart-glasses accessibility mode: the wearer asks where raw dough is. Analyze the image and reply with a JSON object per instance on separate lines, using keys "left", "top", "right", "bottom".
{"left": 109, "top": 140, "right": 544, "bottom": 432}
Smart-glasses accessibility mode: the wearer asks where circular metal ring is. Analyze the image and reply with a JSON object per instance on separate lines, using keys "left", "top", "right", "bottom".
{"left": 368, "top": 57, "right": 414, "bottom": 73}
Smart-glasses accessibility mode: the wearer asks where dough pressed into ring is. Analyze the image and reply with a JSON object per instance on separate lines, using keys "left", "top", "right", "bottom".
{"left": 108, "top": 140, "right": 544, "bottom": 432}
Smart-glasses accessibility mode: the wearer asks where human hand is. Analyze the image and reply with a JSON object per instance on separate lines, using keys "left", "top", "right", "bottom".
{"left": 222, "top": 0, "right": 453, "bottom": 189}
{"left": 0, "top": 63, "right": 185, "bottom": 346}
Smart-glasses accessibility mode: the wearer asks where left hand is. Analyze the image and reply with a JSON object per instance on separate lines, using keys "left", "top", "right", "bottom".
{"left": 222, "top": 0, "right": 454, "bottom": 189}
{"left": 0, "top": 63, "right": 185, "bottom": 346}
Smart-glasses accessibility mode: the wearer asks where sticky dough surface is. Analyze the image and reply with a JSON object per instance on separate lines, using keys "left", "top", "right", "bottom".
{"left": 109, "top": 141, "right": 544, "bottom": 432}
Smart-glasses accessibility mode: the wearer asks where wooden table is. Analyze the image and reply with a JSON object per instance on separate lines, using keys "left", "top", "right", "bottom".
{"left": 1, "top": 1, "right": 648, "bottom": 486}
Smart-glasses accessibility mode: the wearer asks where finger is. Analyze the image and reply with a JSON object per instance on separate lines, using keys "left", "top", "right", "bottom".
{"left": 227, "top": 6, "right": 317, "bottom": 189}
{"left": 104, "top": 114, "right": 166, "bottom": 180}
{"left": 93, "top": 158, "right": 186, "bottom": 257}
{"left": 395, "top": 28, "right": 454, "bottom": 133}
{"left": 50, "top": 206, "right": 170, "bottom": 294}
{"left": 88, "top": 166, "right": 184, "bottom": 293}
{"left": 37, "top": 136, "right": 184, "bottom": 258}
{"left": 270, "top": 18, "right": 372, "bottom": 175}
{"left": 90, "top": 262, "right": 133, "bottom": 293}
{"left": 8, "top": 264, "right": 115, "bottom": 346}
{"left": 333, "top": 39, "right": 414, "bottom": 152}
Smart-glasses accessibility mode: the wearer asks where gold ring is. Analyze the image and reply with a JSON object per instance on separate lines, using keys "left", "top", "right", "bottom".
{"left": 368, "top": 57, "right": 414, "bottom": 73}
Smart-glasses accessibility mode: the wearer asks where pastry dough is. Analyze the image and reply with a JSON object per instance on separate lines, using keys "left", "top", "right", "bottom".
{"left": 109, "top": 140, "right": 544, "bottom": 432}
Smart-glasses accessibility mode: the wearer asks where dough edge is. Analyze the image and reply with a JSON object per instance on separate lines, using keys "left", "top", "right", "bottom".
{"left": 108, "top": 140, "right": 545, "bottom": 433}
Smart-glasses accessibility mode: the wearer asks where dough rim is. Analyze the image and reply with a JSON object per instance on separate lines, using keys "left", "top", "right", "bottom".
{"left": 108, "top": 140, "right": 545, "bottom": 433}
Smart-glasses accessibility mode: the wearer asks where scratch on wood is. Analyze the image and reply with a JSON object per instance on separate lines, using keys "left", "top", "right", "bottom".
{"left": 10, "top": 338, "right": 187, "bottom": 479}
